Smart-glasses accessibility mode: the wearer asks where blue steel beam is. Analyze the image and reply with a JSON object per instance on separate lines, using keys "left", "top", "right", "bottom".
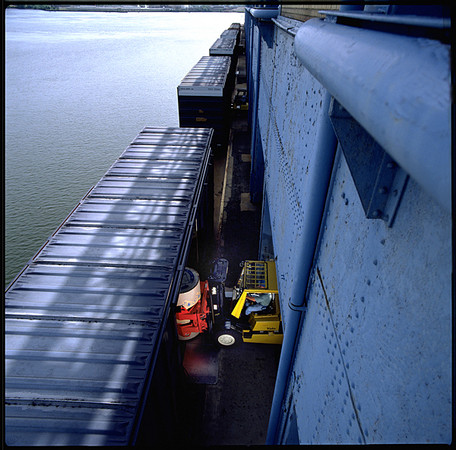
{"left": 294, "top": 18, "right": 451, "bottom": 212}
{"left": 261, "top": 8, "right": 451, "bottom": 444}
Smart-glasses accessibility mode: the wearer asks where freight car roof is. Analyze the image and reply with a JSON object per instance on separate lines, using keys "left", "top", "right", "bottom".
{"left": 178, "top": 55, "right": 231, "bottom": 97}
{"left": 209, "top": 37, "right": 236, "bottom": 55}
{"left": 5, "top": 126, "right": 213, "bottom": 446}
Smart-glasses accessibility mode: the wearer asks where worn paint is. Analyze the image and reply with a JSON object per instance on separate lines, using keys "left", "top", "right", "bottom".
{"left": 247, "top": 9, "right": 451, "bottom": 445}
{"left": 257, "top": 24, "right": 330, "bottom": 328}
{"left": 291, "top": 150, "right": 451, "bottom": 443}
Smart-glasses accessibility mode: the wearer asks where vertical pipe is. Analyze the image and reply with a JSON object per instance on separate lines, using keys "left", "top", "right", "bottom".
{"left": 266, "top": 92, "right": 337, "bottom": 444}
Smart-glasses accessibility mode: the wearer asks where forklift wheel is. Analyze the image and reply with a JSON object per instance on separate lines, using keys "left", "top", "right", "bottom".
{"left": 177, "top": 331, "right": 199, "bottom": 341}
{"left": 214, "top": 329, "right": 241, "bottom": 348}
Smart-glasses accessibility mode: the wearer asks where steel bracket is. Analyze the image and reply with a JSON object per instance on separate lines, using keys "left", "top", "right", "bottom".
{"left": 329, "top": 98, "right": 408, "bottom": 227}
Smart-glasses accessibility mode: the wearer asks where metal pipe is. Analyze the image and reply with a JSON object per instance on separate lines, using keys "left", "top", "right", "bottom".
{"left": 248, "top": 7, "right": 279, "bottom": 20}
{"left": 294, "top": 19, "right": 451, "bottom": 212}
{"left": 271, "top": 17, "right": 298, "bottom": 37}
{"left": 266, "top": 92, "right": 337, "bottom": 444}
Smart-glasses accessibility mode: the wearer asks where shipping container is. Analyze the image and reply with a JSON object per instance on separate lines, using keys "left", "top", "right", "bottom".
{"left": 209, "top": 37, "right": 236, "bottom": 56}
{"left": 221, "top": 28, "right": 239, "bottom": 45}
{"left": 209, "top": 36, "right": 238, "bottom": 91}
{"left": 178, "top": 56, "right": 232, "bottom": 151}
{"left": 5, "top": 127, "right": 214, "bottom": 446}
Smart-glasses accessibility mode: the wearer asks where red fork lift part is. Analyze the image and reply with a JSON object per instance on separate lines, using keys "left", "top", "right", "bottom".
{"left": 175, "top": 281, "right": 210, "bottom": 339}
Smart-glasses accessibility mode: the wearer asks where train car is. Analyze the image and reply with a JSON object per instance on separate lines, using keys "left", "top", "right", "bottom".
{"left": 5, "top": 127, "right": 214, "bottom": 446}
{"left": 209, "top": 37, "right": 237, "bottom": 57}
{"left": 221, "top": 28, "right": 240, "bottom": 46}
{"left": 209, "top": 36, "right": 238, "bottom": 93}
{"left": 177, "top": 56, "right": 232, "bottom": 152}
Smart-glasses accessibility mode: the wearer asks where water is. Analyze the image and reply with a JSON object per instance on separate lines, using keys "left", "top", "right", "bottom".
{"left": 5, "top": 8, "right": 244, "bottom": 287}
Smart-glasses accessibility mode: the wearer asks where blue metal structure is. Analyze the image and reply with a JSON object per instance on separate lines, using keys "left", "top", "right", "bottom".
{"left": 5, "top": 127, "right": 213, "bottom": 445}
{"left": 245, "top": 4, "right": 451, "bottom": 444}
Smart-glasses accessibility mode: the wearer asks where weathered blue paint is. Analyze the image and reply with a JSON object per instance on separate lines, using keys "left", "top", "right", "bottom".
{"left": 250, "top": 125, "right": 264, "bottom": 204}
{"left": 245, "top": 5, "right": 451, "bottom": 445}
{"left": 288, "top": 148, "right": 451, "bottom": 444}
{"left": 294, "top": 18, "right": 451, "bottom": 212}
{"left": 253, "top": 16, "right": 337, "bottom": 442}
{"left": 248, "top": 18, "right": 262, "bottom": 203}
{"left": 244, "top": 10, "right": 254, "bottom": 129}
{"left": 248, "top": 15, "right": 275, "bottom": 204}
{"left": 258, "top": 190, "right": 273, "bottom": 261}
{"left": 328, "top": 98, "right": 409, "bottom": 226}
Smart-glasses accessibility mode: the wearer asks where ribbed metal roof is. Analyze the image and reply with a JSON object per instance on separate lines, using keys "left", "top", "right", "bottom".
{"left": 221, "top": 29, "right": 239, "bottom": 39}
{"left": 177, "top": 56, "right": 231, "bottom": 97}
{"left": 209, "top": 37, "right": 236, "bottom": 55}
{"left": 5, "top": 126, "right": 213, "bottom": 446}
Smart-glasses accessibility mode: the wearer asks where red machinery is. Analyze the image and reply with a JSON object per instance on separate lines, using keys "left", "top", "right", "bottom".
{"left": 175, "top": 281, "right": 210, "bottom": 340}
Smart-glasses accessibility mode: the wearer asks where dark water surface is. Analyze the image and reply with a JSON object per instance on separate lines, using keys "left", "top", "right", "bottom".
{"left": 5, "top": 8, "right": 243, "bottom": 286}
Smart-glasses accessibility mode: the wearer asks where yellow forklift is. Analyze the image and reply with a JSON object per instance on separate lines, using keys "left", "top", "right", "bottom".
{"left": 175, "top": 259, "right": 283, "bottom": 348}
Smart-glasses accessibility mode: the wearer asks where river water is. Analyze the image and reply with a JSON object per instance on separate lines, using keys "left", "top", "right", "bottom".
{"left": 5, "top": 8, "right": 244, "bottom": 286}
